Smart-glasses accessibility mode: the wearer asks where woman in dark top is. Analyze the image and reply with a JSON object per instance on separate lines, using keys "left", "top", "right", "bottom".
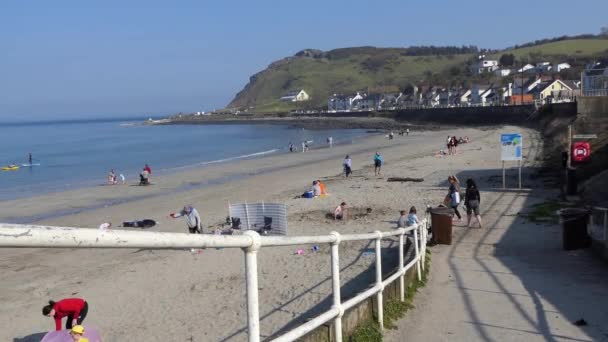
{"left": 465, "top": 178, "right": 483, "bottom": 228}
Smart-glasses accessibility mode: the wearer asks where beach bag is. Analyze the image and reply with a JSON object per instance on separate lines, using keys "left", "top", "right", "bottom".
{"left": 451, "top": 191, "right": 460, "bottom": 206}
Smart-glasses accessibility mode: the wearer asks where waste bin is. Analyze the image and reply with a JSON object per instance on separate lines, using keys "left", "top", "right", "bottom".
{"left": 566, "top": 168, "right": 577, "bottom": 195}
{"left": 559, "top": 208, "right": 591, "bottom": 250}
{"left": 430, "top": 207, "right": 454, "bottom": 245}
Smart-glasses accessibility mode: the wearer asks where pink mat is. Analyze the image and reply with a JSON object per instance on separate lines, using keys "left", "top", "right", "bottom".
{"left": 40, "top": 327, "right": 101, "bottom": 342}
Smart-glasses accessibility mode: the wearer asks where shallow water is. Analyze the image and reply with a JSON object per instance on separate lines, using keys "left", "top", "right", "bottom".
{"left": 0, "top": 118, "right": 369, "bottom": 200}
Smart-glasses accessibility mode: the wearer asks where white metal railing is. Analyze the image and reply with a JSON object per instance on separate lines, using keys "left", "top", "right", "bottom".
{"left": 589, "top": 207, "right": 608, "bottom": 242}
{"left": 0, "top": 220, "right": 427, "bottom": 342}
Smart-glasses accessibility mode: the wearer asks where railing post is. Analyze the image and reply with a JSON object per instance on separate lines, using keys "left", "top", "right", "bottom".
{"left": 243, "top": 231, "right": 261, "bottom": 342}
{"left": 374, "top": 231, "right": 384, "bottom": 331}
{"left": 414, "top": 225, "right": 421, "bottom": 281}
{"left": 329, "top": 232, "right": 343, "bottom": 342}
{"left": 604, "top": 210, "right": 607, "bottom": 242}
{"left": 421, "top": 219, "right": 427, "bottom": 270}
{"left": 398, "top": 228, "right": 405, "bottom": 302}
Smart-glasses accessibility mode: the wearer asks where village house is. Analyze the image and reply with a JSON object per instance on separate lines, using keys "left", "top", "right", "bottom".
{"left": 517, "top": 64, "right": 536, "bottom": 74}
{"left": 535, "top": 62, "right": 552, "bottom": 73}
{"left": 495, "top": 68, "right": 512, "bottom": 77}
{"left": 556, "top": 63, "right": 571, "bottom": 72}
{"left": 537, "top": 79, "right": 581, "bottom": 104}
{"left": 327, "top": 94, "right": 350, "bottom": 112}
{"left": 280, "top": 89, "right": 310, "bottom": 102}
{"left": 582, "top": 59, "right": 608, "bottom": 96}
{"left": 474, "top": 58, "right": 499, "bottom": 74}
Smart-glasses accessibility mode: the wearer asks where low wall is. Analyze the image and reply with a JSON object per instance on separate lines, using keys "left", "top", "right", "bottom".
{"left": 578, "top": 96, "right": 608, "bottom": 119}
{"left": 378, "top": 105, "right": 535, "bottom": 126}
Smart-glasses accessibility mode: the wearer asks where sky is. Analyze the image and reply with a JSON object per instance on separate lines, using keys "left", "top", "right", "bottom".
{"left": 1, "top": 0, "right": 607, "bottom": 121}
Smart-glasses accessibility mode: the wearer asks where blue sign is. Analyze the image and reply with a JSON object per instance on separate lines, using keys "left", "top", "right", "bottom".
{"left": 500, "top": 133, "right": 523, "bottom": 161}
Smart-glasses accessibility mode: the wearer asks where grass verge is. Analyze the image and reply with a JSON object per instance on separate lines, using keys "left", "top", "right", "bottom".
{"left": 350, "top": 249, "right": 431, "bottom": 341}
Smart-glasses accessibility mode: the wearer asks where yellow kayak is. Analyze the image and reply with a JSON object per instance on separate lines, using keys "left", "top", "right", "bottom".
{"left": 1, "top": 165, "right": 19, "bottom": 171}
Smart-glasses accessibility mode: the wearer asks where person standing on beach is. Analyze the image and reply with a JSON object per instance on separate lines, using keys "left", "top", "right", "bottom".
{"left": 301, "top": 141, "right": 306, "bottom": 153}
{"left": 28, "top": 152, "right": 33, "bottom": 164}
{"left": 108, "top": 169, "right": 117, "bottom": 185}
{"left": 373, "top": 152, "right": 383, "bottom": 176}
{"left": 446, "top": 175, "right": 462, "bottom": 221}
{"left": 170, "top": 205, "right": 203, "bottom": 234}
{"left": 42, "top": 298, "right": 89, "bottom": 331}
{"left": 289, "top": 142, "right": 294, "bottom": 153}
{"left": 343, "top": 155, "right": 352, "bottom": 177}
{"left": 406, "top": 128, "right": 410, "bottom": 136}
{"left": 465, "top": 178, "right": 483, "bottom": 228}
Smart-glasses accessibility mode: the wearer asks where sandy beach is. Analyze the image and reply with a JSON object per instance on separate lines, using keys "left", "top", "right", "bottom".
{"left": 0, "top": 125, "right": 539, "bottom": 341}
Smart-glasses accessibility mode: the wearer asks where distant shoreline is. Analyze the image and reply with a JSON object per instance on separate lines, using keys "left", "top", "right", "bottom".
{"left": 148, "top": 115, "right": 438, "bottom": 131}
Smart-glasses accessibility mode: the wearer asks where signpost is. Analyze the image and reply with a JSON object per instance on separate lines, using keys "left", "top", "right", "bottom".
{"left": 500, "top": 133, "right": 523, "bottom": 189}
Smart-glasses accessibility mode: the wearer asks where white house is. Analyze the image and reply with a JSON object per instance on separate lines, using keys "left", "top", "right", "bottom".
{"left": 475, "top": 59, "right": 499, "bottom": 74}
{"left": 459, "top": 89, "right": 472, "bottom": 105}
{"left": 470, "top": 84, "right": 491, "bottom": 104}
{"left": 536, "top": 62, "right": 552, "bottom": 73}
{"left": 517, "top": 64, "right": 535, "bottom": 73}
{"left": 556, "top": 63, "right": 571, "bottom": 72}
{"left": 495, "top": 68, "right": 512, "bottom": 77}
{"left": 280, "top": 89, "right": 310, "bottom": 102}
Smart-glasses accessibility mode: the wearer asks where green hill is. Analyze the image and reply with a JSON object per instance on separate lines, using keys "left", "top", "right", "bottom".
{"left": 228, "top": 38, "right": 608, "bottom": 112}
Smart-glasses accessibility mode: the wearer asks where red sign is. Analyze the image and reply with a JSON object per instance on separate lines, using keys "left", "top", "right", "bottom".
{"left": 572, "top": 142, "right": 591, "bottom": 163}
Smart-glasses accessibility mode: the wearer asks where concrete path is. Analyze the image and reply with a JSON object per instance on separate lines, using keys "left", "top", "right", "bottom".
{"left": 386, "top": 173, "right": 608, "bottom": 340}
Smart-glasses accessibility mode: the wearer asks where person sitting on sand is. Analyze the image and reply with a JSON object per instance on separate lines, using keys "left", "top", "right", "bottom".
{"left": 317, "top": 179, "right": 327, "bottom": 195}
{"left": 170, "top": 205, "right": 202, "bottom": 234}
{"left": 312, "top": 181, "right": 321, "bottom": 197}
{"left": 69, "top": 325, "right": 89, "bottom": 342}
{"left": 139, "top": 168, "right": 150, "bottom": 185}
{"left": 42, "top": 298, "right": 89, "bottom": 331}
{"left": 108, "top": 169, "right": 117, "bottom": 185}
{"left": 334, "top": 202, "right": 347, "bottom": 220}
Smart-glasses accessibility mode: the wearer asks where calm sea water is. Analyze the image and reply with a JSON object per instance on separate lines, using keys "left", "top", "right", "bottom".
{"left": 0, "top": 118, "right": 369, "bottom": 200}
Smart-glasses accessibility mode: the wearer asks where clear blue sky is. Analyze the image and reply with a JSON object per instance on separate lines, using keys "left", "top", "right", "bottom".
{"left": 1, "top": 0, "right": 606, "bottom": 120}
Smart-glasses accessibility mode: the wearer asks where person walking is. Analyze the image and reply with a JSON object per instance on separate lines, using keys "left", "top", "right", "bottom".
{"left": 446, "top": 175, "right": 462, "bottom": 221}
{"left": 406, "top": 128, "right": 409, "bottom": 136}
{"left": 343, "top": 155, "right": 352, "bottom": 177}
{"left": 373, "top": 152, "right": 383, "bottom": 176}
{"left": 42, "top": 298, "right": 89, "bottom": 331}
{"left": 465, "top": 178, "right": 483, "bottom": 228}
{"left": 170, "top": 205, "right": 203, "bottom": 233}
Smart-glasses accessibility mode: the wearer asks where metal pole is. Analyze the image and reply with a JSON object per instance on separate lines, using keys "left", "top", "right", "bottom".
{"left": 374, "top": 231, "right": 384, "bottom": 330}
{"left": 414, "top": 227, "right": 421, "bottom": 281}
{"left": 398, "top": 229, "right": 405, "bottom": 302}
{"left": 502, "top": 161, "right": 506, "bottom": 189}
{"left": 518, "top": 160, "right": 522, "bottom": 189}
{"left": 604, "top": 211, "right": 608, "bottom": 242}
{"left": 329, "top": 232, "right": 343, "bottom": 342}
{"left": 567, "top": 125, "right": 572, "bottom": 169}
{"left": 243, "top": 231, "right": 261, "bottom": 342}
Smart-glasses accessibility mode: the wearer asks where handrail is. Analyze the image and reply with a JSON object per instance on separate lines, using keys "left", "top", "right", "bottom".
{"left": 0, "top": 220, "right": 428, "bottom": 342}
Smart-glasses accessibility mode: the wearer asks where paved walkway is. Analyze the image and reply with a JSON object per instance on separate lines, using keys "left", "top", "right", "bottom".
{"left": 386, "top": 182, "right": 608, "bottom": 341}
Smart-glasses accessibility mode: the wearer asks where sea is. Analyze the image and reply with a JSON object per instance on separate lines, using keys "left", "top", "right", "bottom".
{"left": 0, "top": 117, "right": 369, "bottom": 201}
